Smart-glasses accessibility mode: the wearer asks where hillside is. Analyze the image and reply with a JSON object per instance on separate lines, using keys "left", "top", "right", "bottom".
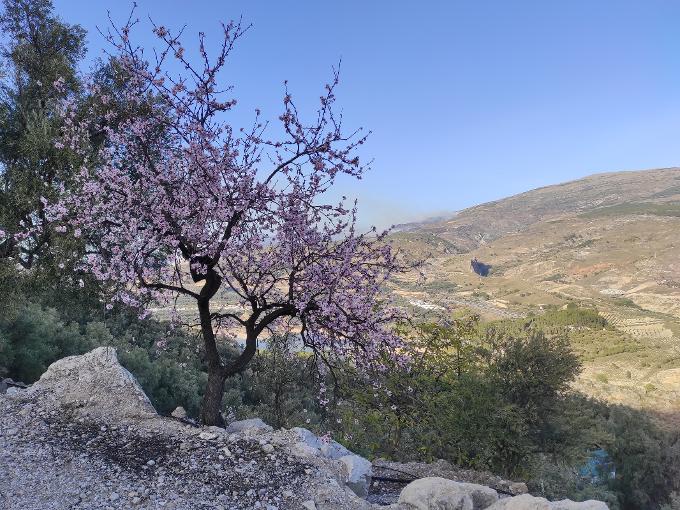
{"left": 390, "top": 168, "right": 680, "bottom": 418}
{"left": 394, "top": 168, "right": 680, "bottom": 252}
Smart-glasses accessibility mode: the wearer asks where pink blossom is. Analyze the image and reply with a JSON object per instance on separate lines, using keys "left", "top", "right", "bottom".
{"left": 46, "top": 12, "right": 414, "bottom": 420}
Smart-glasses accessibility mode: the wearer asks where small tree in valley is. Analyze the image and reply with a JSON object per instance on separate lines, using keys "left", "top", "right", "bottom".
{"left": 47, "top": 13, "right": 407, "bottom": 425}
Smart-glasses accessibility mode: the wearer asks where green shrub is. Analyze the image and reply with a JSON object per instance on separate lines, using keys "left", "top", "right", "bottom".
{"left": 334, "top": 321, "right": 582, "bottom": 477}
{"left": 0, "top": 303, "right": 99, "bottom": 381}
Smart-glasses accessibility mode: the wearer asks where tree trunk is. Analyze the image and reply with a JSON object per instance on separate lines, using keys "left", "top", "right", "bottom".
{"left": 199, "top": 368, "right": 226, "bottom": 426}
{"left": 194, "top": 270, "right": 293, "bottom": 425}
{"left": 196, "top": 270, "right": 226, "bottom": 426}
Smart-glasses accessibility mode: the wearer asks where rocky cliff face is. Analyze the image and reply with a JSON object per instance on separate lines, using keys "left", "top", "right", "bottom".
{"left": 0, "top": 347, "right": 609, "bottom": 510}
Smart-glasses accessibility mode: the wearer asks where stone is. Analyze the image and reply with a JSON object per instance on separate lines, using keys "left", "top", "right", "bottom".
{"left": 171, "top": 406, "right": 187, "bottom": 419}
{"left": 261, "top": 443, "right": 275, "bottom": 454}
{"left": 402, "top": 493, "right": 473, "bottom": 510}
{"left": 198, "top": 432, "right": 218, "bottom": 441}
{"left": 290, "top": 442, "right": 321, "bottom": 458}
{"left": 291, "top": 427, "right": 352, "bottom": 460}
{"left": 399, "top": 477, "right": 498, "bottom": 510}
{"left": 508, "top": 483, "right": 529, "bottom": 495}
{"left": 338, "top": 454, "right": 372, "bottom": 498}
{"left": 320, "top": 441, "right": 353, "bottom": 460}
{"left": 24, "top": 347, "right": 156, "bottom": 421}
{"left": 485, "top": 495, "right": 551, "bottom": 510}
{"left": 4, "top": 378, "right": 27, "bottom": 389}
{"left": 313, "top": 480, "right": 374, "bottom": 510}
{"left": 485, "top": 494, "right": 608, "bottom": 510}
{"left": 496, "top": 480, "right": 529, "bottom": 496}
{"left": 225, "top": 418, "right": 273, "bottom": 434}
{"left": 551, "top": 501, "right": 609, "bottom": 510}
{"left": 301, "top": 502, "right": 317, "bottom": 510}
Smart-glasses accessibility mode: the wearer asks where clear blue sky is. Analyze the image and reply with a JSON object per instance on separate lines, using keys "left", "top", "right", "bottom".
{"left": 53, "top": 0, "right": 680, "bottom": 228}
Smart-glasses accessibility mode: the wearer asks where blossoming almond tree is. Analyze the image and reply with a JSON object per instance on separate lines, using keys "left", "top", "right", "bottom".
{"left": 48, "top": 13, "right": 409, "bottom": 425}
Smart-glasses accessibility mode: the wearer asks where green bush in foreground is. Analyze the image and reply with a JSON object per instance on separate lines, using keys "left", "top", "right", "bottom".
{"left": 333, "top": 320, "right": 584, "bottom": 477}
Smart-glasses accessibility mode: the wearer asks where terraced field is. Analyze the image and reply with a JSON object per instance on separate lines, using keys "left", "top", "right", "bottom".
{"left": 600, "top": 311, "right": 674, "bottom": 340}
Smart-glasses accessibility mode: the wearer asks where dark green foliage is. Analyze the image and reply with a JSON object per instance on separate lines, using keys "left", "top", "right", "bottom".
{"left": 0, "top": 0, "right": 87, "bottom": 270}
{"left": 105, "top": 313, "right": 207, "bottom": 416}
{"left": 115, "top": 345, "right": 207, "bottom": 417}
{"left": 333, "top": 320, "right": 583, "bottom": 477}
{"left": 531, "top": 401, "right": 680, "bottom": 510}
{"left": 611, "top": 297, "right": 644, "bottom": 310}
{"left": 539, "top": 303, "right": 608, "bottom": 329}
{"left": 244, "top": 337, "right": 320, "bottom": 429}
{"left": 329, "top": 317, "right": 679, "bottom": 509}
{"left": 0, "top": 302, "right": 99, "bottom": 380}
{"left": 487, "top": 330, "right": 581, "bottom": 408}
{"left": 605, "top": 407, "right": 680, "bottom": 510}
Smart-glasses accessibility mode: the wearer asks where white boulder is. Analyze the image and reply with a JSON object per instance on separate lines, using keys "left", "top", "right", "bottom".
{"left": 171, "top": 406, "right": 187, "bottom": 419}
{"left": 551, "top": 500, "right": 609, "bottom": 510}
{"left": 292, "top": 427, "right": 352, "bottom": 459}
{"left": 339, "top": 454, "right": 372, "bottom": 498}
{"left": 485, "top": 494, "right": 608, "bottom": 510}
{"left": 398, "top": 477, "right": 499, "bottom": 510}
{"left": 289, "top": 427, "right": 373, "bottom": 498}
{"left": 25, "top": 346, "right": 156, "bottom": 421}
{"left": 225, "top": 417, "right": 273, "bottom": 434}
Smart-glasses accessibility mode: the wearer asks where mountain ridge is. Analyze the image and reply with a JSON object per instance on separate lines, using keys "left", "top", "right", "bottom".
{"left": 393, "top": 167, "right": 680, "bottom": 253}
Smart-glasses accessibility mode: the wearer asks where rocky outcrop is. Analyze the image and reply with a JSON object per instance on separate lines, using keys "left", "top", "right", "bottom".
{"left": 0, "top": 348, "right": 610, "bottom": 510}
{"left": 290, "top": 426, "right": 373, "bottom": 497}
{"left": 293, "top": 426, "right": 353, "bottom": 459}
{"left": 23, "top": 346, "right": 156, "bottom": 421}
{"left": 340, "top": 454, "right": 373, "bottom": 498}
{"left": 171, "top": 406, "right": 187, "bottom": 419}
{"left": 0, "top": 348, "right": 378, "bottom": 509}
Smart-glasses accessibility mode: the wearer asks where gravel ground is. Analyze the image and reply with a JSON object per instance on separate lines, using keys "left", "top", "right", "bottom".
{"left": 0, "top": 396, "right": 318, "bottom": 509}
